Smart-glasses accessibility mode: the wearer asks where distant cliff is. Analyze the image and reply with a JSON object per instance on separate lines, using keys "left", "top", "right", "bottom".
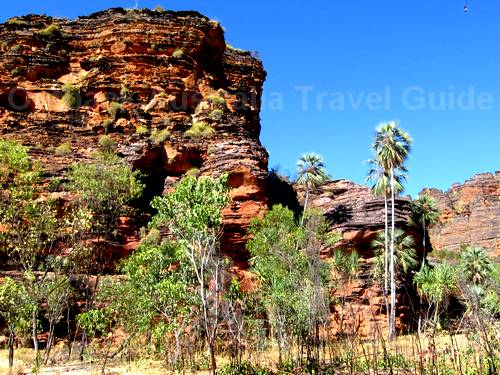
{"left": 423, "top": 172, "right": 500, "bottom": 257}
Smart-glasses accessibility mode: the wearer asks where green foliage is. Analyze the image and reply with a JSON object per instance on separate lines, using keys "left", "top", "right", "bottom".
{"left": 67, "top": 153, "right": 143, "bottom": 239}
{"left": 11, "top": 44, "right": 21, "bottom": 52}
{"left": 172, "top": 48, "right": 184, "bottom": 58}
{"left": 38, "top": 24, "right": 60, "bottom": 37}
{"left": 208, "top": 108, "right": 224, "bottom": 121}
{"left": 371, "top": 229, "right": 418, "bottom": 281}
{"left": 149, "top": 128, "right": 170, "bottom": 145}
{"left": 151, "top": 175, "right": 229, "bottom": 236}
{"left": 62, "top": 83, "right": 80, "bottom": 109}
{"left": 185, "top": 167, "right": 199, "bottom": 178}
{"left": 207, "top": 94, "right": 226, "bottom": 107}
{"left": 55, "top": 142, "right": 72, "bottom": 156}
{"left": 414, "top": 264, "right": 457, "bottom": 306}
{"left": 154, "top": 5, "right": 165, "bottom": 12}
{"left": 247, "top": 205, "right": 331, "bottom": 359}
{"left": 102, "top": 119, "right": 113, "bottom": 134}
{"left": 77, "top": 309, "right": 111, "bottom": 338}
{"left": 6, "top": 18, "right": 29, "bottom": 26}
{"left": 0, "top": 277, "right": 33, "bottom": 333}
{"left": 108, "top": 101, "right": 124, "bottom": 120}
{"left": 218, "top": 361, "right": 274, "bottom": 375}
{"left": 98, "top": 135, "right": 116, "bottom": 153}
{"left": 11, "top": 67, "right": 21, "bottom": 76}
{"left": 459, "top": 245, "right": 493, "bottom": 285}
{"left": 185, "top": 121, "right": 215, "bottom": 139}
{"left": 330, "top": 250, "right": 361, "bottom": 284}
{"left": 0, "top": 140, "right": 31, "bottom": 178}
{"left": 120, "top": 85, "right": 130, "bottom": 98}
{"left": 135, "top": 125, "right": 149, "bottom": 135}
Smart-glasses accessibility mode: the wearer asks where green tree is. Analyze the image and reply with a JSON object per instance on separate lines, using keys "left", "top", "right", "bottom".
{"left": 296, "top": 153, "right": 329, "bottom": 225}
{"left": 410, "top": 194, "right": 440, "bottom": 267}
{"left": 151, "top": 175, "right": 230, "bottom": 374}
{"left": 371, "top": 229, "right": 418, "bottom": 283}
{"left": 372, "top": 121, "right": 412, "bottom": 339}
{"left": 247, "top": 205, "right": 331, "bottom": 367}
{"left": 0, "top": 277, "right": 33, "bottom": 369}
{"left": 67, "top": 152, "right": 143, "bottom": 241}
{"left": 414, "top": 264, "right": 457, "bottom": 329}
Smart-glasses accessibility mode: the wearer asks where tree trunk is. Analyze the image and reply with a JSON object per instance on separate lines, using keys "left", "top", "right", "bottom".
{"left": 422, "top": 222, "right": 426, "bottom": 268}
{"left": 389, "top": 169, "right": 396, "bottom": 340}
{"left": 8, "top": 330, "right": 14, "bottom": 369}
{"left": 44, "top": 322, "right": 55, "bottom": 364}
{"left": 209, "top": 341, "right": 217, "bottom": 375}
{"left": 301, "top": 188, "right": 310, "bottom": 225}
{"left": 384, "top": 193, "right": 390, "bottom": 333}
{"left": 32, "top": 308, "right": 40, "bottom": 365}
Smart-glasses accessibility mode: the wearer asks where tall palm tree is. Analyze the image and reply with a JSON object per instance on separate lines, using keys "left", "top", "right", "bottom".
{"left": 409, "top": 194, "right": 440, "bottom": 268}
{"left": 296, "top": 153, "right": 329, "bottom": 225}
{"left": 372, "top": 121, "right": 412, "bottom": 339}
{"left": 366, "top": 160, "right": 406, "bottom": 330}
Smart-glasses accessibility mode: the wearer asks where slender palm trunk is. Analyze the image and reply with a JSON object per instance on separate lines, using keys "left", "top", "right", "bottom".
{"left": 301, "top": 188, "right": 310, "bottom": 225}
{"left": 389, "top": 169, "right": 396, "bottom": 340}
{"left": 422, "top": 222, "right": 426, "bottom": 268}
{"left": 384, "top": 194, "right": 390, "bottom": 333}
{"left": 8, "top": 330, "right": 14, "bottom": 369}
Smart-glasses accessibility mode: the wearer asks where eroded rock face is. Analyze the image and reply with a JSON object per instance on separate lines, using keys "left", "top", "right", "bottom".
{"left": 423, "top": 172, "right": 500, "bottom": 257}
{"left": 0, "top": 8, "right": 268, "bottom": 261}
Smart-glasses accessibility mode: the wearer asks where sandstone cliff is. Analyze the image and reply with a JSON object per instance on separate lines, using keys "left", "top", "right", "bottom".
{"left": 0, "top": 8, "right": 268, "bottom": 263}
{"left": 423, "top": 172, "right": 500, "bottom": 257}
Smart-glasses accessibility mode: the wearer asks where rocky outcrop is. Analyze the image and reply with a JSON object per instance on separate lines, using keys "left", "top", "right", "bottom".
{"left": 423, "top": 172, "right": 500, "bottom": 257}
{"left": 0, "top": 8, "right": 268, "bottom": 262}
{"left": 299, "top": 179, "right": 417, "bottom": 257}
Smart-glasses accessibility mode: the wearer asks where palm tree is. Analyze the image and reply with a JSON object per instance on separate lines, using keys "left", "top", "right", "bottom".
{"left": 296, "top": 153, "right": 329, "bottom": 225}
{"left": 371, "top": 229, "right": 418, "bottom": 283}
{"left": 460, "top": 245, "right": 493, "bottom": 286}
{"left": 409, "top": 194, "right": 440, "bottom": 268}
{"left": 366, "top": 160, "right": 406, "bottom": 330}
{"left": 372, "top": 121, "right": 412, "bottom": 339}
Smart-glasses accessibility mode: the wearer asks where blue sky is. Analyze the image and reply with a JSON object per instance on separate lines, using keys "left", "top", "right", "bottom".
{"left": 1, "top": 1, "right": 499, "bottom": 196}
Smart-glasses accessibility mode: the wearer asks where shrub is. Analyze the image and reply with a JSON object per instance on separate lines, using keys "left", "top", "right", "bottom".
{"left": 99, "top": 135, "right": 116, "bottom": 153}
{"left": 62, "top": 83, "right": 80, "bottom": 109}
{"left": 135, "top": 125, "right": 149, "bottom": 135}
{"left": 208, "top": 108, "right": 224, "bottom": 121}
{"left": 6, "top": 18, "right": 29, "bottom": 26}
{"left": 11, "top": 44, "right": 21, "bottom": 52}
{"left": 172, "top": 49, "right": 184, "bottom": 58}
{"left": 120, "top": 85, "right": 130, "bottom": 98}
{"left": 154, "top": 5, "right": 165, "bottom": 12}
{"left": 55, "top": 143, "right": 72, "bottom": 156}
{"left": 149, "top": 128, "right": 170, "bottom": 145}
{"left": 184, "top": 121, "right": 215, "bottom": 140}
{"left": 108, "top": 101, "right": 124, "bottom": 120}
{"left": 39, "top": 24, "right": 60, "bottom": 38}
{"left": 11, "top": 68, "right": 21, "bottom": 77}
{"left": 207, "top": 94, "right": 226, "bottom": 107}
{"left": 185, "top": 167, "right": 199, "bottom": 178}
{"left": 103, "top": 119, "right": 113, "bottom": 134}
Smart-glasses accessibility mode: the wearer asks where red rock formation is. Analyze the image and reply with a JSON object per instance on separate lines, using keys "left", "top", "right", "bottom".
{"left": 0, "top": 8, "right": 268, "bottom": 262}
{"left": 423, "top": 172, "right": 500, "bottom": 257}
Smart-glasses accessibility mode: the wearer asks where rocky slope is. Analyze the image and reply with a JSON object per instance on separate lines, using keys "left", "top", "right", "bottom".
{"left": 423, "top": 172, "right": 500, "bottom": 257}
{"left": 0, "top": 8, "right": 268, "bottom": 263}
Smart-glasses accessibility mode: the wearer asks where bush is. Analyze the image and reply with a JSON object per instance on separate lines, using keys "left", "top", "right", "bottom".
{"left": 62, "top": 83, "right": 80, "bottom": 109}
{"left": 99, "top": 135, "right": 116, "bottom": 153}
{"left": 135, "top": 125, "right": 149, "bottom": 135}
{"left": 108, "top": 101, "right": 124, "bottom": 120}
{"left": 149, "top": 128, "right": 170, "bottom": 145}
{"left": 11, "top": 68, "right": 21, "bottom": 77}
{"left": 185, "top": 167, "right": 199, "bottom": 178}
{"left": 103, "top": 119, "right": 113, "bottom": 134}
{"left": 207, "top": 94, "right": 226, "bottom": 107}
{"left": 154, "top": 5, "right": 165, "bottom": 12}
{"left": 39, "top": 24, "right": 60, "bottom": 38}
{"left": 120, "top": 85, "right": 130, "bottom": 98}
{"left": 208, "top": 108, "right": 224, "bottom": 121}
{"left": 11, "top": 44, "right": 21, "bottom": 52}
{"left": 172, "top": 49, "right": 184, "bottom": 58}
{"left": 184, "top": 121, "right": 215, "bottom": 140}
{"left": 6, "top": 18, "right": 29, "bottom": 26}
{"left": 55, "top": 143, "right": 72, "bottom": 156}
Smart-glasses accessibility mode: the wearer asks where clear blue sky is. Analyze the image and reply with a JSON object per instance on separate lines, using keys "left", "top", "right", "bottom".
{"left": 2, "top": 1, "right": 499, "bottom": 196}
